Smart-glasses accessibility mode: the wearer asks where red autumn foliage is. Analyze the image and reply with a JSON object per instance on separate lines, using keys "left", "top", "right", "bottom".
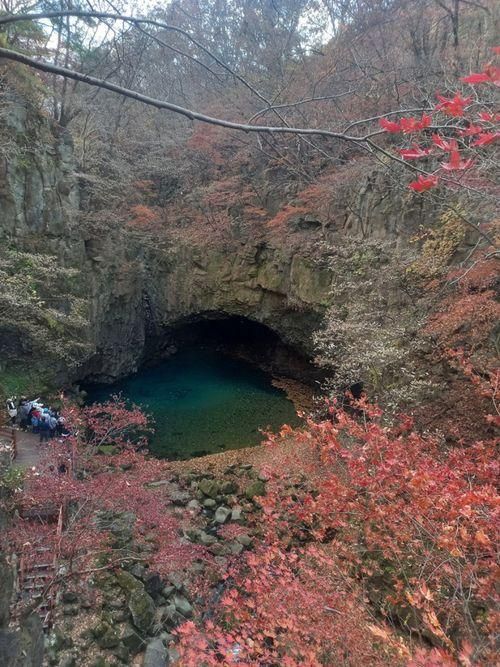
{"left": 6, "top": 400, "right": 204, "bottom": 601}
{"left": 399, "top": 145, "right": 433, "bottom": 160}
{"left": 435, "top": 93, "right": 473, "bottom": 117}
{"left": 461, "top": 63, "right": 500, "bottom": 86}
{"left": 176, "top": 389, "right": 498, "bottom": 665}
{"left": 408, "top": 174, "right": 439, "bottom": 192}
{"left": 380, "top": 114, "right": 432, "bottom": 133}
{"left": 440, "top": 150, "right": 474, "bottom": 171}
{"left": 3, "top": 22, "right": 499, "bottom": 667}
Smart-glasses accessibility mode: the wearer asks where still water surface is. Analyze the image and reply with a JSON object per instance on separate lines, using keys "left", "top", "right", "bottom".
{"left": 86, "top": 349, "right": 300, "bottom": 459}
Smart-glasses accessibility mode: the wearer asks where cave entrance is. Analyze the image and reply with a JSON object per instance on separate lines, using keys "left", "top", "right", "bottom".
{"left": 87, "top": 314, "right": 319, "bottom": 460}
{"left": 148, "top": 313, "right": 320, "bottom": 384}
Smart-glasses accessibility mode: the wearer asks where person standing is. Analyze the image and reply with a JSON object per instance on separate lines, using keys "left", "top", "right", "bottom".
{"left": 49, "top": 413, "right": 58, "bottom": 439}
{"left": 39, "top": 415, "right": 50, "bottom": 444}
{"left": 18, "top": 398, "right": 30, "bottom": 429}
{"left": 6, "top": 398, "right": 17, "bottom": 425}
{"left": 31, "top": 412, "right": 39, "bottom": 434}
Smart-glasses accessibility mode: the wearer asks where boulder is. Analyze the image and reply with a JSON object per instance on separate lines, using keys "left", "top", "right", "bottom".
{"left": 199, "top": 531, "right": 217, "bottom": 546}
{"left": 220, "top": 480, "right": 238, "bottom": 494}
{"left": 120, "top": 623, "right": 145, "bottom": 654}
{"left": 129, "top": 563, "right": 148, "bottom": 581}
{"left": 230, "top": 507, "right": 243, "bottom": 522}
{"left": 110, "top": 609, "right": 129, "bottom": 623}
{"left": 209, "top": 543, "right": 229, "bottom": 557}
{"left": 96, "top": 625, "right": 120, "bottom": 649}
{"left": 245, "top": 480, "right": 266, "bottom": 500}
{"left": 128, "top": 589, "right": 156, "bottom": 634}
{"left": 198, "top": 479, "right": 220, "bottom": 498}
{"left": 61, "top": 591, "right": 78, "bottom": 604}
{"left": 170, "top": 490, "right": 191, "bottom": 507}
{"left": 144, "top": 573, "right": 163, "bottom": 600}
{"left": 162, "top": 585, "right": 175, "bottom": 598}
{"left": 112, "top": 643, "right": 130, "bottom": 663}
{"left": 236, "top": 534, "right": 253, "bottom": 547}
{"left": 116, "top": 569, "right": 144, "bottom": 594}
{"left": 0, "top": 614, "right": 44, "bottom": 667}
{"left": 228, "top": 541, "right": 244, "bottom": 555}
{"left": 143, "top": 638, "right": 169, "bottom": 667}
{"left": 167, "top": 572, "right": 185, "bottom": 591}
{"left": 162, "top": 604, "right": 184, "bottom": 628}
{"left": 173, "top": 595, "right": 193, "bottom": 618}
{"left": 214, "top": 506, "right": 231, "bottom": 524}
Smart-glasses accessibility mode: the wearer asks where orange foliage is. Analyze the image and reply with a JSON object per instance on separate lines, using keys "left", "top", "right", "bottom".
{"left": 267, "top": 203, "right": 308, "bottom": 228}
{"left": 127, "top": 204, "right": 162, "bottom": 229}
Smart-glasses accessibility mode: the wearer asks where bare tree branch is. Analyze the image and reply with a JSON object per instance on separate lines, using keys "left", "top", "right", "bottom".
{"left": 0, "top": 44, "right": 366, "bottom": 142}
{"left": 247, "top": 91, "right": 356, "bottom": 123}
{"left": 0, "top": 11, "right": 276, "bottom": 105}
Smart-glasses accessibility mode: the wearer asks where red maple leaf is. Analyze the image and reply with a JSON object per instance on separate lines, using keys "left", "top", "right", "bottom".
{"left": 432, "top": 135, "right": 458, "bottom": 151}
{"left": 441, "top": 150, "right": 474, "bottom": 171}
{"left": 458, "top": 125, "right": 483, "bottom": 137}
{"left": 462, "top": 65, "right": 500, "bottom": 87}
{"left": 461, "top": 72, "right": 491, "bottom": 85}
{"left": 400, "top": 114, "right": 432, "bottom": 133}
{"left": 472, "top": 132, "right": 500, "bottom": 146}
{"left": 380, "top": 114, "right": 432, "bottom": 134}
{"left": 478, "top": 112, "right": 500, "bottom": 122}
{"left": 408, "top": 174, "right": 439, "bottom": 192}
{"left": 379, "top": 117, "right": 401, "bottom": 132}
{"left": 435, "top": 94, "right": 472, "bottom": 117}
{"left": 400, "top": 144, "right": 433, "bottom": 160}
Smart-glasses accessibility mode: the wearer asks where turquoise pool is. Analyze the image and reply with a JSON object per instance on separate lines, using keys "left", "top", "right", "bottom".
{"left": 85, "top": 349, "right": 300, "bottom": 459}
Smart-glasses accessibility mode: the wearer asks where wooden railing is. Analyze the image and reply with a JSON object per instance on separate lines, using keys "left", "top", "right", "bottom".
{"left": 17, "top": 502, "right": 67, "bottom": 631}
{"left": 0, "top": 425, "right": 17, "bottom": 461}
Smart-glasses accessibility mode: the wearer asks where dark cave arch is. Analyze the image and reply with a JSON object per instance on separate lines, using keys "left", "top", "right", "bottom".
{"left": 144, "top": 311, "right": 323, "bottom": 384}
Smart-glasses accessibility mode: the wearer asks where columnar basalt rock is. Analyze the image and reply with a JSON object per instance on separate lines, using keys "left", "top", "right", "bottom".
{"left": 80, "top": 232, "right": 334, "bottom": 382}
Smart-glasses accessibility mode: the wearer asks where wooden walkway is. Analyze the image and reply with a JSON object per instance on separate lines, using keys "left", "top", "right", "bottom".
{"left": 14, "top": 430, "right": 42, "bottom": 468}
{"left": 0, "top": 426, "right": 42, "bottom": 468}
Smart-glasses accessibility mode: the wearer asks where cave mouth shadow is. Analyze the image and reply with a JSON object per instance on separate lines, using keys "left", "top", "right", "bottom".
{"left": 145, "top": 313, "right": 322, "bottom": 385}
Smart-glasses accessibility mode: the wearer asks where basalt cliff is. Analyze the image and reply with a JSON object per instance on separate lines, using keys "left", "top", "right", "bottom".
{"left": 0, "top": 90, "right": 440, "bottom": 401}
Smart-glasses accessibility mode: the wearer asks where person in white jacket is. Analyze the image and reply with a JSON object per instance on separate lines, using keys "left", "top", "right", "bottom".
{"left": 6, "top": 398, "right": 17, "bottom": 425}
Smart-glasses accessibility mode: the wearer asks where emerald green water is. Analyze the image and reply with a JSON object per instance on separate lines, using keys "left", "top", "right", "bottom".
{"left": 86, "top": 349, "right": 300, "bottom": 459}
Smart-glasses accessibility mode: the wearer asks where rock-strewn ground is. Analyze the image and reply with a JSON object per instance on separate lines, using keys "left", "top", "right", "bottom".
{"left": 47, "top": 456, "right": 273, "bottom": 667}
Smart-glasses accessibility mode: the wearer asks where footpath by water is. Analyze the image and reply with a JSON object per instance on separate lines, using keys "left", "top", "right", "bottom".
{"left": 85, "top": 349, "right": 301, "bottom": 459}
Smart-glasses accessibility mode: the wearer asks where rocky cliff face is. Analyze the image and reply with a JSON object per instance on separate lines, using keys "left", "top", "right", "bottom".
{"left": 0, "top": 86, "right": 429, "bottom": 393}
{"left": 81, "top": 232, "right": 334, "bottom": 381}
{"left": 0, "top": 88, "right": 93, "bottom": 392}
{"left": 0, "top": 91, "right": 336, "bottom": 389}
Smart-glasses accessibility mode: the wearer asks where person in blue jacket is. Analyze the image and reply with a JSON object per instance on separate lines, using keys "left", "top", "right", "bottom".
{"left": 38, "top": 415, "right": 51, "bottom": 443}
